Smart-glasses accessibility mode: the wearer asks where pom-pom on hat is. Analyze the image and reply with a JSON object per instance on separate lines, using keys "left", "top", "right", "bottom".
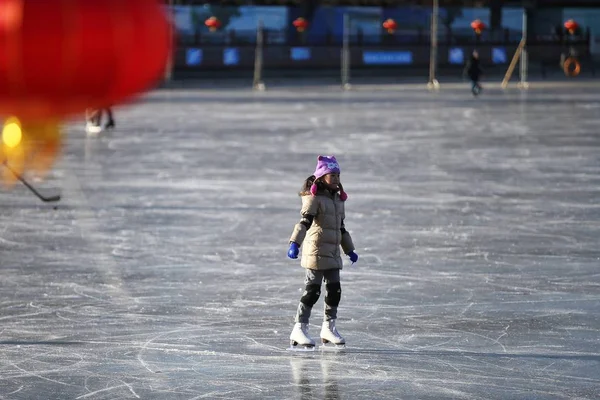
{"left": 310, "top": 155, "right": 347, "bottom": 201}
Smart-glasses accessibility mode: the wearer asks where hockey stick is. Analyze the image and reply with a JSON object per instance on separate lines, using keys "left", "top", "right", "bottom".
{"left": 2, "top": 161, "right": 61, "bottom": 202}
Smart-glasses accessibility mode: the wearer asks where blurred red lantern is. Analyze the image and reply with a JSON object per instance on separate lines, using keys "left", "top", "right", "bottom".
{"left": 0, "top": 0, "right": 171, "bottom": 184}
{"left": 564, "top": 19, "right": 579, "bottom": 35}
{"left": 0, "top": 0, "right": 171, "bottom": 121}
{"left": 382, "top": 19, "right": 397, "bottom": 34}
{"left": 293, "top": 17, "right": 309, "bottom": 33}
{"left": 470, "top": 19, "right": 486, "bottom": 35}
{"left": 205, "top": 16, "right": 221, "bottom": 32}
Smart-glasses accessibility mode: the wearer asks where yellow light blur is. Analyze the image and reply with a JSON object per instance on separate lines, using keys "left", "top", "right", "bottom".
{"left": 2, "top": 117, "right": 22, "bottom": 148}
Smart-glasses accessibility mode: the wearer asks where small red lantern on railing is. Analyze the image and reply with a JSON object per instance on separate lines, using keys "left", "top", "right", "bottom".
{"left": 293, "top": 17, "right": 309, "bottom": 33}
{"left": 470, "top": 19, "right": 486, "bottom": 35}
{"left": 382, "top": 19, "right": 397, "bottom": 34}
{"left": 205, "top": 16, "right": 221, "bottom": 32}
{"left": 564, "top": 19, "right": 579, "bottom": 35}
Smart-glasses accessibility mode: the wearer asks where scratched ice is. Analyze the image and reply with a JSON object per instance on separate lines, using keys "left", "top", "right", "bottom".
{"left": 1, "top": 82, "right": 599, "bottom": 399}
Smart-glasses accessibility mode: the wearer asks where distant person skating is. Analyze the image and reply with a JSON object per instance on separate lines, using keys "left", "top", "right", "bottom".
{"left": 103, "top": 108, "right": 115, "bottom": 130}
{"left": 85, "top": 107, "right": 115, "bottom": 133}
{"left": 464, "top": 50, "right": 483, "bottom": 96}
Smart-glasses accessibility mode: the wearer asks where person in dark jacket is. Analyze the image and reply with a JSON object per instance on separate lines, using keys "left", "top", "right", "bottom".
{"left": 464, "top": 50, "right": 483, "bottom": 96}
{"left": 102, "top": 108, "right": 115, "bottom": 130}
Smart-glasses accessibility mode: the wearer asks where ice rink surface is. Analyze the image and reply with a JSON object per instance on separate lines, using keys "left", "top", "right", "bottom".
{"left": 1, "top": 81, "right": 599, "bottom": 399}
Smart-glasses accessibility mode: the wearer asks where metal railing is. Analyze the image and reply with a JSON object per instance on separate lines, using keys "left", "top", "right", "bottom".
{"left": 176, "top": 28, "right": 591, "bottom": 47}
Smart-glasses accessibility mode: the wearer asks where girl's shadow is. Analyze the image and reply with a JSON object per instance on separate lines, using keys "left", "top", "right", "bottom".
{"left": 290, "top": 356, "right": 340, "bottom": 400}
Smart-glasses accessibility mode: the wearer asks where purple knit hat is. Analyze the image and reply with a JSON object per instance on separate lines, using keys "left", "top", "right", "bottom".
{"left": 310, "top": 155, "right": 347, "bottom": 201}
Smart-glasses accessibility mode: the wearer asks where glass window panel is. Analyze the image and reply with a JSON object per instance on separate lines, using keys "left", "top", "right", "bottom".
{"left": 168, "top": 4, "right": 288, "bottom": 45}
{"left": 441, "top": 7, "right": 490, "bottom": 41}
{"left": 501, "top": 8, "right": 524, "bottom": 41}
{"left": 311, "top": 7, "right": 383, "bottom": 44}
{"left": 563, "top": 8, "right": 600, "bottom": 55}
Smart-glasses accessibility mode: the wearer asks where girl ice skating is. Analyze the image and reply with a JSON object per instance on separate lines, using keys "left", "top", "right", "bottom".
{"left": 287, "top": 155, "right": 359, "bottom": 349}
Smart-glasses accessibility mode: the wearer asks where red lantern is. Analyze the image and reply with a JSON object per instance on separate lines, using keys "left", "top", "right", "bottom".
{"left": 293, "top": 17, "right": 309, "bottom": 33}
{"left": 564, "top": 19, "right": 579, "bottom": 35}
{"left": 382, "top": 19, "right": 397, "bottom": 34}
{"left": 470, "top": 19, "right": 486, "bottom": 35}
{"left": 205, "top": 16, "right": 221, "bottom": 32}
{"left": 0, "top": 0, "right": 171, "bottom": 183}
{"left": 0, "top": 0, "right": 171, "bottom": 121}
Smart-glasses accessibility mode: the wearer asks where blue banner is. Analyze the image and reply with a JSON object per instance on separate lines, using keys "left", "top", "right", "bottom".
{"left": 186, "top": 48, "right": 202, "bottom": 66}
{"left": 223, "top": 48, "right": 240, "bottom": 66}
{"left": 449, "top": 48, "right": 464, "bottom": 65}
{"left": 291, "top": 47, "right": 311, "bottom": 61}
{"left": 363, "top": 51, "right": 413, "bottom": 65}
{"left": 492, "top": 47, "right": 507, "bottom": 64}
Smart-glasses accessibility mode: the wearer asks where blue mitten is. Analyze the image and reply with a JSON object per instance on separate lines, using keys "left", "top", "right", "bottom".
{"left": 347, "top": 251, "right": 358, "bottom": 264}
{"left": 288, "top": 242, "right": 299, "bottom": 259}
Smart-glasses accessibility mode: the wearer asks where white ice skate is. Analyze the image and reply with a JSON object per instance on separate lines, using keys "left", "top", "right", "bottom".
{"left": 288, "top": 322, "right": 315, "bottom": 351}
{"left": 320, "top": 319, "right": 345, "bottom": 349}
{"left": 85, "top": 122, "right": 102, "bottom": 135}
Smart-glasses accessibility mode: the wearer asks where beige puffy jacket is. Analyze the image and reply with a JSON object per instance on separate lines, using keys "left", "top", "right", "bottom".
{"left": 289, "top": 190, "right": 355, "bottom": 270}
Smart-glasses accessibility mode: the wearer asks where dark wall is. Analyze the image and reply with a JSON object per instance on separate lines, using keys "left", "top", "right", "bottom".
{"left": 174, "top": 42, "right": 589, "bottom": 71}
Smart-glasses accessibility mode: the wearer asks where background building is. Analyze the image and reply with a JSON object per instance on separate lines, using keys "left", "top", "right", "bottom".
{"left": 163, "top": 1, "right": 600, "bottom": 75}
